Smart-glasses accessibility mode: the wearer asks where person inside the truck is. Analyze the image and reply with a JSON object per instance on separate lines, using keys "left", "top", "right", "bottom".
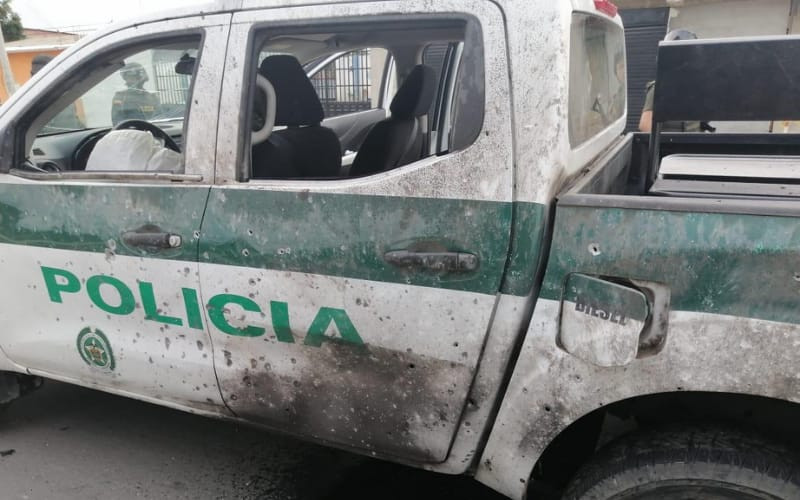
{"left": 639, "top": 29, "right": 702, "bottom": 133}
{"left": 111, "top": 62, "right": 161, "bottom": 126}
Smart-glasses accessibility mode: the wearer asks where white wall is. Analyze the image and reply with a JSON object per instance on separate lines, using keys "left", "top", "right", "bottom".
{"left": 669, "top": 0, "right": 790, "bottom": 38}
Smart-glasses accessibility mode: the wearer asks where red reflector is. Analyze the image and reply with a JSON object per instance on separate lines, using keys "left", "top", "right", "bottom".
{"left": 594, "top": 0, "right": 619, "bottom": 17}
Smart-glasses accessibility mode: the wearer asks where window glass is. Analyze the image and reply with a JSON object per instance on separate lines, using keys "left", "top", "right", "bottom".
{"left": 308, "top": 48, "right": 393, "bottom": 118}
{"left": 569, "top": 14, "right": 626, "bottom": 147}
{"left": 249, "top": 20, "right": 478, "bottom": 181}
{"left": 29, "top": 41, "right": 199, "bottom": 173}
{"left": 39, "top": 45, "right": 197, "bottom": 136}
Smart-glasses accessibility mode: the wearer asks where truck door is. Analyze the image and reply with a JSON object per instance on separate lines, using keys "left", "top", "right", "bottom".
{"left": 0, "top": 15, "right": 230, "bottom": 415}
{"left": 201, "top": 1, "right": 513, "bottom": 462}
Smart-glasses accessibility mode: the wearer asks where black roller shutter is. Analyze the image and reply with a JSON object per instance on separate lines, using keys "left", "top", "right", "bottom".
{"left": 620, "top": 8, "right": 669, "bottom": 132}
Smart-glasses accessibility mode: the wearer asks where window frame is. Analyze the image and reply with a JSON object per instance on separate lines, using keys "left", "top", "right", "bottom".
{"left": 1, "top": 14, "right": 230, "bottom": 183}
{"left": 230, "top": 12, "right": 486, "bottom": 184}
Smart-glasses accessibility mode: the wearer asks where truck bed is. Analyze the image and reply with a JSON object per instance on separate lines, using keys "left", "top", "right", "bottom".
{"left": 564, "top": 132, "right": 800, "bottom": 203}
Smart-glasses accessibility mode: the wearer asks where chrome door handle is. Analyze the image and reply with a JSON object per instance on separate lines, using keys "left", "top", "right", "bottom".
{"left": 384, "top": 250, "right": 478, "bottom": 272}
{"left": 122, "top": 230, "right": 182, "bottom": 249}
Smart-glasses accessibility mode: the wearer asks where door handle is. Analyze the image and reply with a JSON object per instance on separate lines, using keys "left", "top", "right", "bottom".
{"left": 122, "top": 230, "right": 182, "bottom": 249}
{"left": 384, "top": 250, "right": 478, "bottom": 272}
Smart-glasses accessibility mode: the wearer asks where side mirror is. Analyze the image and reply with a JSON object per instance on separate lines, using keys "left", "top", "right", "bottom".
{"left": 559, "top": 274, "right": 649, "bottom": 367}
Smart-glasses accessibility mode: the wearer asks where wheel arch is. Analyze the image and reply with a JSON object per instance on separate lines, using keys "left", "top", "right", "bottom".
{"left": 475, "top": 301, "right": 800, "bottom": 500}
{"left": 528, "top": 391, "right": 800, "bottom": 497}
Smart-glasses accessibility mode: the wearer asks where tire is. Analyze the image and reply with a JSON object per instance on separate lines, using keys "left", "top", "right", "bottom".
{"left": 562, "top": 426, "right": 800, "bottom": 500}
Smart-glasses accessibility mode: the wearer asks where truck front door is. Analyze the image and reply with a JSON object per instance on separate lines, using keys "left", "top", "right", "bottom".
{"left": 0, "top": 15, "right": 230, "bottom": 415}
{"left": 201, "top": 1, "right": 513, "bottom": 462}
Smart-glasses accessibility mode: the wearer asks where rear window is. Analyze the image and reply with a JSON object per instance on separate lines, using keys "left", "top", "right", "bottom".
{"left": 568, "top": 13, "right": 626, "bottom": 148}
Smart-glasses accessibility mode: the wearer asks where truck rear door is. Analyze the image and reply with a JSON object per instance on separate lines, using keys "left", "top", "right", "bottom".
{"left": 200, "top": 0, "right": 513, "bottom": 462}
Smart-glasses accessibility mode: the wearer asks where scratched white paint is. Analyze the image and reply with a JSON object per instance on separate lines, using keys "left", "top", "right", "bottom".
{"left": 478, "top": 298, "right": 800, "bottom": 499}
{"left": 202, "top": 260, "right": 497, "bottom": 461}
{"left": 0, "top": 244, "right": 226, "bottom": 414}
{"left": 424, "top": 293, "right": 531, "bottom": 474}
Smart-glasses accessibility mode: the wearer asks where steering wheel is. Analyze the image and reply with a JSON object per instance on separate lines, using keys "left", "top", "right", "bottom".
{"left": 113, "top": 119, "right": 181, "bottom": 153}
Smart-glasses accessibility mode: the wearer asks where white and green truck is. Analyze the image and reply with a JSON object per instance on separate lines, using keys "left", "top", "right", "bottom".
{"left": 1, "top": 0, "right": 799, "bottom": 498}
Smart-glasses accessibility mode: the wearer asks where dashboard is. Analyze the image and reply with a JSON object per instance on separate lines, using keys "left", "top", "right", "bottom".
{"left": 29, "top": 120, "right": 185, "bottom": 172}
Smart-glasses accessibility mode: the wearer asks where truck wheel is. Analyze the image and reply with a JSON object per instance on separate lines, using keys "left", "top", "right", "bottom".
{"left": 562, "top": 426, "right": 800, "bottom": 500}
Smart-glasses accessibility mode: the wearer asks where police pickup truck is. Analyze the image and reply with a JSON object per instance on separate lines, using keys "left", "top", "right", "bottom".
{"left": 2, "top": 0, "right": 800, "bottom": 498}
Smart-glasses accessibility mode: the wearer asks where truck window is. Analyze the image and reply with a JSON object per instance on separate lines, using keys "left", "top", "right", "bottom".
{"left": 246, "top": 19, "right": 482, "bottom": 180}
{"left": 23, "top": 39, "right": 201, "bottom": 174}
{"left": 569, "top": 13, "right": 626, "bottom": 148}
{"left": 307, "top": 48, "right": 396, "bottom": 119}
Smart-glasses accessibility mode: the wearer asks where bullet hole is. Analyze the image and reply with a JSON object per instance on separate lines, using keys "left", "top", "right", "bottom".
{"left": 588, "top": 243, "right": 601, "bottom": 256}
{"left": 408, "top": 363, "right": 416, "bottom": 369}
{"left": 247, "top": 229, "right": 255, "bottom": 236}
{"left": 193, "top": 230, "right": 201, "bottom": 239}
{"left": 544, "top": 405, "right": 552, "bottom": 412}
{"left": 242, "top": 248, "right": 250, "bottom": 257}
{"left": 794, "top": 272, "right": 800, "bottom": 282}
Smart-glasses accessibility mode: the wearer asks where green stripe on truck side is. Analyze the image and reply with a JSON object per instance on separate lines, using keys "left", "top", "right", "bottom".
{"left": 0, "top": 182, "right": 549, "bottom": 296}
{"left": 539, "top": 205, "right": 800, "bottom": 325}
{"left": 200, "top": 189, "right": 520, "bottom": 295}
{"left": 0, "top": 183, "right": 208, "bottom": 261}
{"left": 499, "top": 202, "right": 547, "bottom": 296}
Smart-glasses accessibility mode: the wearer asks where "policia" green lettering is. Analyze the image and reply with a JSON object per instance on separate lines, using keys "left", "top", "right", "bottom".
{"left": 40, "top": 266, "right": 364, "bottom": 347}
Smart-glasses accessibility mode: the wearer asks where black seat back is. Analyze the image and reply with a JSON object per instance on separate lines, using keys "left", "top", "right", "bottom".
{"left": 252, "top": 55, "right": 341, "bottom": 179}
{"left": 350, "top": 65, "right": 437, "bottom": 177}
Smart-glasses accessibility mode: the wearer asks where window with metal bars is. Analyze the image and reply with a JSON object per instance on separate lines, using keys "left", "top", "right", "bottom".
{"left": 310, "top": 49, "right": 375, "bottom": 117}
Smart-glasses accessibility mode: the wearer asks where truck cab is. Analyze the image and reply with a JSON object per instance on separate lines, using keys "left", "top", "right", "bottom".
{"left": 1, "top": 1, "right": 799, "bottom": 499}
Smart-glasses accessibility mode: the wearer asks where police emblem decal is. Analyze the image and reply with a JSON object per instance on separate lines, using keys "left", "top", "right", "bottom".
{"left": 77, "top": 327, "right": 116, "bottom": 371}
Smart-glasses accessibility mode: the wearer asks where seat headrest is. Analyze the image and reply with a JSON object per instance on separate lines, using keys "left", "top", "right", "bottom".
{"left": 390, "top": 65, "right": 437, "bottom": 120}
{"left": 259, "top": 55, "right": 324, "bottom": 127}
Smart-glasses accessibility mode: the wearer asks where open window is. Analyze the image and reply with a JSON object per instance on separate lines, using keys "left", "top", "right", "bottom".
{"left": 245, "top": 18, "right": 481, "bottom": 181}
{"left": 17, "top": 37, "right": 201, "bottom": 177}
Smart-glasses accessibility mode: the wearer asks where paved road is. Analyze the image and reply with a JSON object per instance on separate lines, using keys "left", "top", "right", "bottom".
{"left": 0, "top": 381, "right": 507, "bottom": 500}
